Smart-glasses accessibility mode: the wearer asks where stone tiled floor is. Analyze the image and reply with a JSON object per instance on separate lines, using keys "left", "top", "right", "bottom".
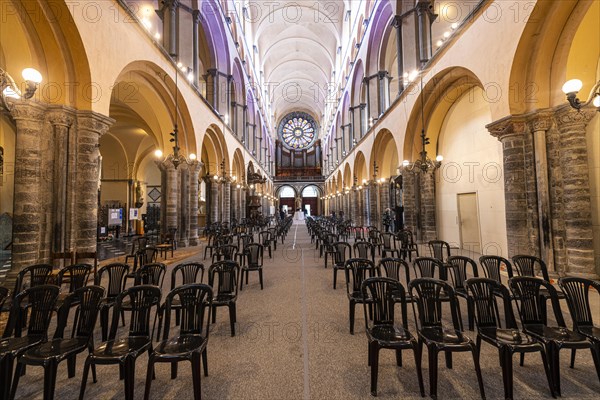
{"left": 6, "top": 222, "right": 600, "bottom": 399}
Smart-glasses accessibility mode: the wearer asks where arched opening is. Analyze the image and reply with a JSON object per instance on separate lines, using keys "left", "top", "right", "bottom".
{"left": 301, "top": 185, "right": 320, "bottom": 216}
{"left": 278, "top": 185, "right": 296, "bottom": 216}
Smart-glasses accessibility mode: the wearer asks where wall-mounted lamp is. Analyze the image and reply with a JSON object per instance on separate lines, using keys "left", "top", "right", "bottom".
{"left": 562, "top": 79, "right": 600, "bottom": 111}
{"left": 0, "top": 67, "right": 43, "bottom": 110}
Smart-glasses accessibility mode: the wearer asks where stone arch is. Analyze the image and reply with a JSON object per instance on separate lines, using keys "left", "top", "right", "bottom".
{"left": 370, "top": 129, "right": 398, "bottom": 180}
{"left": 0, "top": 0, "right": 93, "bottom": 109}
{"left": 201, "top": 123, "right": 230, "bottom": 176}
{"left": 354, "top": 151, "right": 368, "bottom": 183}
{"left": 508, "top": 1, "right": 597, "bottom": 114}
{"left": 343, "top": 162, "right": 352, "bottom": 189}
{"left": 200, "top": 0, "right": 231, "bottom": 73}
{"left": 403, "top": 67, "right": 485, "bottom": 162}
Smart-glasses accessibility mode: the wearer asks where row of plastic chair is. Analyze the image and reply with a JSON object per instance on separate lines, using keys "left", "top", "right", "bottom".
{"left": 358, "top": 275, "right": 600, "bottom": 399}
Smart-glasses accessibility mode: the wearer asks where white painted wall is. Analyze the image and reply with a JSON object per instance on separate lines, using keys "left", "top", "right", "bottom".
{"left": 435, "top": 87, "right": 508, "bottom": 257}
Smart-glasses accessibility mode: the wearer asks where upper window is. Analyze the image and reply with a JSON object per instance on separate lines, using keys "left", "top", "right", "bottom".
{"left": 278, "top": 112, "right": 317, "bottom": 150}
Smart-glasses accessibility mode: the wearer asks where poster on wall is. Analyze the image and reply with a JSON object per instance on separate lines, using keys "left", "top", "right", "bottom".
{"left": 129, "top": 208, "right": 139, "bottom": 220}
{"left": 108, "top": 208, "right": 123, "bottom": 226}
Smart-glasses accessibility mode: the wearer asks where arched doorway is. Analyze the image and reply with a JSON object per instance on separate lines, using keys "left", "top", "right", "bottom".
{"left": 301, "top": 185, "right": 320, "bottom": 216}
{"left": 278, "top": 185, "right": 296, "bottom": 216}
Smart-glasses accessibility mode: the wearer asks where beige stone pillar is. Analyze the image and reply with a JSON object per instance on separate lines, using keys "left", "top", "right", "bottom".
{"left": 555, "top": 107, "right": 597, "bottom": 278}
{"left": 362, "top": 186, "right": 370, "bottom": 226}
{"left": 420, "top": 170, "right": 437, "bottom": 241}
{"left": 10, "top": 101, "right": 48, "bottom": 272}
{"left": 188, "top": 161, "right": 202, "bottom": 246}
{"left": 487, "top": 116, "right": 539, "bottom": 258}
{"left": 369, "top": 182, "right": 379, "bottom": 227}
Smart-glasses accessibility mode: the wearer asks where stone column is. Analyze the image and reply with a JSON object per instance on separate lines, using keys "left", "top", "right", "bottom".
{"left": 377, "top": 71, "right": 391, "bottom": 115}
{"left": 222, "top": 181, "right": 231, "bottom": 224}
{"left": 401, "top": 169, "right": 416, "bottom": 233}
{"left": 351, "top": 189, "right": 359, "bottom": 225}
{"left": 361, "top": 186, "right": 371, "bottom": 226}
{"left": 188, "top": 161, "right": 202, "bottom": 246}
{"left": 420, "top": 170, "right": 437, "bottom": 241}
{"left": 163, "top": 0, "right": 179, "bottom": 56}
{"left": 554, "top": 107, "right": 597, "bottom": 278}
{"left": 192, "top": 9, "right": 201, "bottom": 87}
{"left": 527, "top": 112, "right": 556, "bottom": 273}
{"left": 47, "top": 109, "right": 75, "bottom": 256}
{"left": 179, "top": 166, "right": 189, "bottom": 247}
{"left": 9, "top": 101, "right": 48, "bottom": 272}
{"left": 392, "top": 15, "right": 405, "bottom": 95}
{"left": 487, "top": 116, "right": 539, "bottom": 258}
{"left": 369, "top": 182, "right": 379, "bottom": 227}
{"left": 159, "top": 157, "right": 179, "bottom": 233}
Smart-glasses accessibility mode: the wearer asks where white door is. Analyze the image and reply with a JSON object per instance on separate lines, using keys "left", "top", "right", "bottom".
{"left": 457, "top": 193, "right": 482, "bottom": 255}
{"left": 306, "top": 205, "right": 311, "bottom": 216}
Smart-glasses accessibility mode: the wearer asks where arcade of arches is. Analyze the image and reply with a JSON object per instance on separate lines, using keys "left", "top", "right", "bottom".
{"left": 1, "top": 0, "right": 599, "bottom": 281}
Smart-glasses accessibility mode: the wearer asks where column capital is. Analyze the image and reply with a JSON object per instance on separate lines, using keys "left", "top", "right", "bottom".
{"left": 192, "top": 8, "right": 202, "bottom": 22}
{"left": 47, "top": 106, "right": 76, "bottom": 128}
{"left": 525, "top": 109, "right": 554, "bottom": 132}
{"left": 7, "top": 100, "right": 47, "bottom": 122}
{"left": 76, "top": 110, "right": 114, "bottom": 137}
{"left": 554, "top": 105, "right": 596, "bottom": 133}
{"left": 486, "top": 114, "right": 527, "bottom": 141}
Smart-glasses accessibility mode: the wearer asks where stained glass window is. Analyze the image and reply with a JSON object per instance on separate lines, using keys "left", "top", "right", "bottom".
{"left": 278, "top": 112, "right": 317, "bottom": 150}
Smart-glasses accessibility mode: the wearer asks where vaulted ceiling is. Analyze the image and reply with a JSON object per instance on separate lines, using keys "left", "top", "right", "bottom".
{"left": 251, "top": 1, "right": 347, "bottom": 128}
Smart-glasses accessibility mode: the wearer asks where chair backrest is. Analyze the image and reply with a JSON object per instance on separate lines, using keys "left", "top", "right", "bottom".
{"left": 361, "top": 277, "right": 408, "bottom": 328}
{"left": 353, "top": 241, "right": 375, "bottom": 261}
{"left": 409, "top": 278, "right": 462, "bottom": 331}
{"left": 354, "top": 228, "right": 366, "bottom": 241}
{"left": 141, "top": 246, "right": 158, "bottom": 265}
{"left": 208, "top": 261, "right": 240, "bottom": 298}
{"left": 162, "top": 284, "right": 213, "bottom": 340}
{"left": 333, "top": 242, "right": 351, "bottom": 264}
{"left": 479, "top": 255, "right": 513, "bottom": 285}
{"left": 345, "top": 258, "right": 378, "bottom": 294}
{"left": 75, "top": 251, "right": 98, "bottom": 275}
{"left": 428, "top": 240, "right": 450, "bottom": 262}
{"left": 413, "top": 257, "right": 443, "bottom": 279}
{"left": 14, "top": 264, "right": 54, "bottom": 296}
{"left": 508, "top": 276, "right": 565, "bottom": 328}
{"left": 258, "top": 231, "right": 271, "bottom": 244}
{"left": 3, "top": 284, "right": 60, "bottom": 338}
{"left": 217, "top": 244, "right": 238, "bottom": 260}
{"left": 447, "top": 256, "right": 478, "bottom": 291}
{"left": 559, "top": 277, "right": 600, "bottom": 330}
{"left": 465, "top": 278, "right": 517, "bottom": 330}
{"left": 378, "top": 258, "right": 411, "bottom": 285}
{"left": 325, "top": 233, "right": 339, "bottom": 246}
{"left": 54, "top": 285, "right": 105, "bottom": 339}
{"left": 171, "top": 262, "right": 205, "bottom": 290}
{"left": 238, "top": 233, "right": 254, "bottom": 249}
{"left": 95, "top": 263, "right": 129, "bottom": 299}
{"left": 57, "top": 263, "right": 92, "bottom": 293}
{"left": 135, "top": 262, "right": 166, "bottom": 287}
{"left": 512, "top": 255, "right": 550, "bottom": 281}
{"left": 381, "top": 232, "right": 397, "bottom": 249}
{"left": 110, "top": 285, "right": 162, "bottom": 339}
{"left": 245, "top": 243, "right": 263, "bottom": 266}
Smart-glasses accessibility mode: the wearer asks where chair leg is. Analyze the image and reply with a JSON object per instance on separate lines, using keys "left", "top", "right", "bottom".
{"left": 79, "top": 358, "right": 92, "bottom": 400}
{"left": 229, "top": 304, "right": 236, "bottom": 336}
{"left": 191, "top": 353, "right": 202, "bottom": 400}
{"left": 67, "top": 355, "right": 76, "bottom": 378}
{"left": 467, "top": 298, "right": 475, "bottom": 331}
{"left": 539, "top": 348, "right": 556, "bottom": 398}
{"left": 428, "top": 346, "right": 439, "bottom": 400}
{"left": 9, "top": 359, "right": 23, "bottom": 400}
{"left": 239, "top": 271, "right": 244, "bottom": 291}
{"left": 211, "top": 305, "right": 217, "bottom": 324}
{"left": 590, "top": 345, "right": 600, "bottom": 384}
{"left": 570, "top": 349, "right": 576, "bottom": 368}
{"left": 259, "top": 270, "right": 264, "bottom": 290}
{"left": 349, "top": 300, "right": 355, "bottom": 335}
{"left": 472, "top": 346, "right": 486, "bottom": 400}
{"left": 519, "top": 352, "right": 525, "bottom": 367}
{"left": 333, "top": 268, "right": 337, "bottom": 289}
{"left": 124, "top": 358, "right": 136, "bottom": 400}
{"left": 550, "top": 344, "right": 561, "bottom": 397}
{"left": 370, "top": 342, "right": 380, "bottom": 396}
{"left": 396, "top": 349, "right": 403, "bottom": 367}
{"left": 500, "top": 348, "right": 512, "bottom": 400}
{"left": 445, "top": 351, "right": 453, "bottom": 369}
{"left": 202, "top": 349, "right": 209, "bottom": 377}
{"left": 43, "top": 360, "right": 59, "bottom": 400}
{"left": 144, "top": 357, "right": 154, "bottom": 400}
{"left": 171, "top": 362, "right": 178, "bottom": 379}
{"left": 412, "top": 343, "right": 425, "bottom": 397}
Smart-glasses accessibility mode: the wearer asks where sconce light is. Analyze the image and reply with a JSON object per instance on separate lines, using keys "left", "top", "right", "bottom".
{"left": 0, "top": 67, "right": 43, "bottom": 110}
{"left": 562, "top": 79, "right": 600, "bottom": 111}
